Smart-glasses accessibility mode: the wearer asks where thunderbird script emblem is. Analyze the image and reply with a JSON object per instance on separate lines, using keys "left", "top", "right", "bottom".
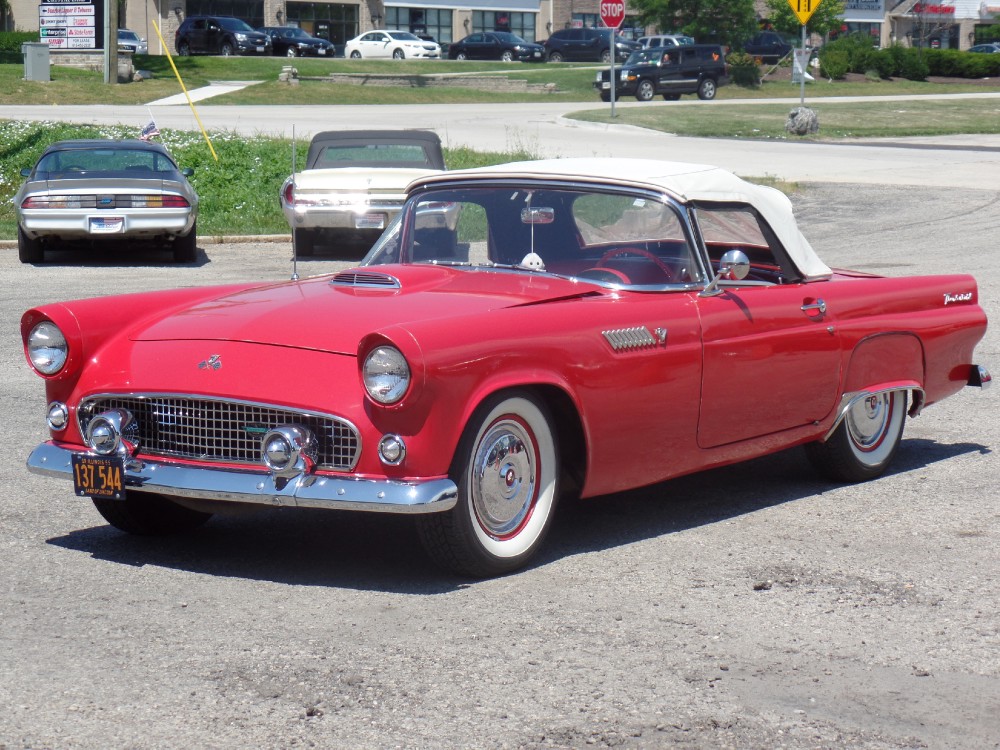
{"left": 198, "top": 354, "right": 222, "bottom": 370}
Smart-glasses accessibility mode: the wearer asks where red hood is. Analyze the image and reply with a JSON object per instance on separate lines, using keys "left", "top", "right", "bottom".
{"left": 131, "top": 265, "right": 595, "bottom": 354}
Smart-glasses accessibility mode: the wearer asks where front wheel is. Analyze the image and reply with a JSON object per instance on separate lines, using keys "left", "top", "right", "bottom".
{"left": 599, "top": 91, "right": 611, "bottom": 102}
{"left": 697, "top": 77, "right": 717, "bottom": 100}
{"left": 636, "top": 79, "right": 655, "bottom": 102}
{"left": 221, "top": 41, "right": 235, "bottom": 56}
{"left": 286, "top": 47, "right": 298, "bottom": 57}
{"left": 418, "top": 392, "right": 559, "bottom": 577}
{"left": 392, "top": 48, "right": 405, "bottom": 59}
{"left": 600, "top": 49, "right": 611, "bottom": 63}
{"left": 805, "top": 390, "right": 907, "bottom": 482}
{"left": 92, "top": 492, "right": 213, "bottom": 535}
{"left": 501, "top": 50, "right": 514, "bottom": 62}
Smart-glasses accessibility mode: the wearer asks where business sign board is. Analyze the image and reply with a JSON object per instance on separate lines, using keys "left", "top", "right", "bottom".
{"left": 38, "top": 0, "right": 102, "bottom": 49}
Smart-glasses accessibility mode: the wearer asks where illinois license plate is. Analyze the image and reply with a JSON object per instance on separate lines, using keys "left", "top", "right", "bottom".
{"left": 89, "top": 217, "right": 124, "bottom": 234}
{"left": 355, "top": 213, "right": 386, "bottom": 230}
{"left": 72, "top": 454, "right": 126, "bottom": 499}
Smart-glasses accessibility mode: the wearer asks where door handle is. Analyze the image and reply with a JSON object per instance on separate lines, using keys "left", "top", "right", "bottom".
{"left": 801, "top": 298, "right": 827, "bottom": 316}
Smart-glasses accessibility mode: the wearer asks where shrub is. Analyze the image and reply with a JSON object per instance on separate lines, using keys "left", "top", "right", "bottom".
{"left": 726, "top": 51, "right": 760, "bottom": 88}
{"left": 898, "top": 48, "right": 929, "bottom": 81}
{"left": 819, "top": 49, "right": 850, "bottom": 79}
{"left": 0, "top": 31, "right": 40, "bottom": 53}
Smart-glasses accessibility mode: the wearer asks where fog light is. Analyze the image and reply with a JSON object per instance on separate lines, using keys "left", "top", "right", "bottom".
{"left": 378, "top": 434, "right": 406, "bottom": 465}
{"left": 84, "top": 409, "right": 136, "bottom": 456}
{"left": 261, "top": 425, "right": 317, "bottom": 477}
{"left": 46, "top": 401, "right": 69, "bottom": 431}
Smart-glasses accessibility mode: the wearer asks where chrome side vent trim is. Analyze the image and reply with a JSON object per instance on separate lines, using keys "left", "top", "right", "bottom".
{"left": 603, "top": 327, "right": 658, "bottom": 351}
{"left": 330, "top": 271, "right": 401, "bottom": 289}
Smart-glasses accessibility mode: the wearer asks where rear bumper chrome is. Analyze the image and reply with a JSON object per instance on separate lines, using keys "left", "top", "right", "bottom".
{"left": 26, "top": 442, "right": 457, "bottom": 514}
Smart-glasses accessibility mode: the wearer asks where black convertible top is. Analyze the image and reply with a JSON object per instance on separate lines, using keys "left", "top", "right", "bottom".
{"left": 305, "top": 130, "right": 444, "bottom": 170}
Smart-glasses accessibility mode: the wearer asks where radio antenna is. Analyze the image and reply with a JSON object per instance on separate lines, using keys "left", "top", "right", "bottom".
{"left": 290, "top": 125, "right": 299, "bottom": 281}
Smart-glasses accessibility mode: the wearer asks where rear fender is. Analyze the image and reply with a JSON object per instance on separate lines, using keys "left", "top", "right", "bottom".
{"left": 839, "top": 332, "right": 926, "bottom": 422}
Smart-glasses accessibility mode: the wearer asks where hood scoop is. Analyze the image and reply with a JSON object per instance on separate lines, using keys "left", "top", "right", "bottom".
{"left": 330, "top": 270, "right": 401, "bottom": 289}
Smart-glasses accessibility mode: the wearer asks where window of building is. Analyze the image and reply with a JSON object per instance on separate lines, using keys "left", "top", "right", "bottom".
{"left": 187, "top": 0, "right": 265, "bottom": 28}
{"left": 472, "top": 10, "right": 536, "bottom": 40}
{"left": 285, "top": 2, "right": 359, "bottom": 45}
{"left": 385, "top": 7, "right": 454, "bottom": 43}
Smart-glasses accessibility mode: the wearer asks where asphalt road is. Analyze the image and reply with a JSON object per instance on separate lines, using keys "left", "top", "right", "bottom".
{"left": 7, "top": 95, "right": 1000, "bottom": 188}
{"left": 2, "top": 175, "right": 998, "bottom": 747}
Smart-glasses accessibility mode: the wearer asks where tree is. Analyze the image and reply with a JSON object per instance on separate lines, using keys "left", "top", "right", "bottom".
{"left": 627, "top": 0, "right": 758, "bottom": 48}
{"left": 766, "top": 0, "right": 847, "bottom": 40}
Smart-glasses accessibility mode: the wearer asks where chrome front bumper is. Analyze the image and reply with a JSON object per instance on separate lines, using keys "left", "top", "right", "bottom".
{"left": 27, "top": 442, "right": 457, "bottom": 514}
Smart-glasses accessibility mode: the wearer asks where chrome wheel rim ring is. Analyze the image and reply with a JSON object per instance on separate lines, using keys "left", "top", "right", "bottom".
{"left": 471, "top": 417, "right": 537, "bottom": 539}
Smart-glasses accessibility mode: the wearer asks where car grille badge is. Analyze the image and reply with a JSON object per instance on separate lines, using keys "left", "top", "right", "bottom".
{"left": 198, "top": 354, "right": 222, "bottom": 370}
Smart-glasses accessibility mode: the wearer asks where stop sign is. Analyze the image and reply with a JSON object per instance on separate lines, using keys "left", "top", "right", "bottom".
{"left": 599, "top": 0, "right": 626, "bottom": 29}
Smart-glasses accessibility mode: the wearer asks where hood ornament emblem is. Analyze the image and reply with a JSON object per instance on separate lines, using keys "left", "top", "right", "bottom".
{"left": 198, "top": 354, "right": 222, "bottom": 370}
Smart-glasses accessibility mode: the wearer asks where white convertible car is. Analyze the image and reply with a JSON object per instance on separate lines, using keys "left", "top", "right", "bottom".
{"left": 280, "top": 130, "right": 445, "bottom": 257}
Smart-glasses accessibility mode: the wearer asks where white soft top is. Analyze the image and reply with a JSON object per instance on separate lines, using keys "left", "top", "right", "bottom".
{"left": 409, "top": 157, "right": 832, "bottom": 281}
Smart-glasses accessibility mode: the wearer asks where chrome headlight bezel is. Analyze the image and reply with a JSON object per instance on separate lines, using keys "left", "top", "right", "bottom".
{"left": 363, "top": 346, "right": 411, "bottom": 405}
{"left": 27, "top": 321, "right": 68, "bottom": 375}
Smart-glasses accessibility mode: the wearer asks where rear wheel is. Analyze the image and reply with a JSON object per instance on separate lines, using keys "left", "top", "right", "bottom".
{"left": 697, "top": 77, "right": 717, "bottom": 100}
{"left": 18, "top": 226, "right": 43, "bottom": 263}
{"left": 455, "top": 51, "right": 468, "bottom": 60}
{"left": 173, "top": 223, "right": 197, "bottom": 263}
{"left": 92, "top": 492, "right": 213, "bottom": 535}
{"left": 636, "top": 79, "right": 655, "bottom": 101}
{"left": 599, "top": 91, "right": 611, "bottom": 102}
{"left": 805, "top": 390, "right": 907, "bottom": 482}
{"left": 294, "top": 228, "right": 316, "bottom": 256}
{"left": 177, "top": 41, "right": 191, "bottom": 56}
{"left": 418, "top": 391, "right": 559, "bottom": 577}
{"left": 350, "top": 50, "right": 361, "bottom": 59}
{"left": 547, "top": 51, "right": 563, "bottom": 63}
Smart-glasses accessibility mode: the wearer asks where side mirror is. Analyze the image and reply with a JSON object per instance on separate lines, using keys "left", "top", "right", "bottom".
{"left": 181, "top": 167, "right": 194, "bottom": 177}
{"left": 700, "top": 249, "right": 750, "bottom": 296}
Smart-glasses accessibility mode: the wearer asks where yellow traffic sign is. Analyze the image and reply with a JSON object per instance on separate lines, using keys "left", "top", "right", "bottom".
{"left": 787, "top": 0, "right": 822, "bottom": 25}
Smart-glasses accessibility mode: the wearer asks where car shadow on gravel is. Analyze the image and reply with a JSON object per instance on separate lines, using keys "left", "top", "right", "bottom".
{"left": 23, "top": 244, "right": 210, "bottom": 267}
{"left": 45, "top": 438, "right": 987, "bottom": 592}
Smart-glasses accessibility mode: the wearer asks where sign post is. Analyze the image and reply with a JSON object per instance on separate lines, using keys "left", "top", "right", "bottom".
{"left": 599, "top": 0, "right": 626, "bottom": 117}
{"left": 787, "top": 0, "right": 822, "bottom": 105}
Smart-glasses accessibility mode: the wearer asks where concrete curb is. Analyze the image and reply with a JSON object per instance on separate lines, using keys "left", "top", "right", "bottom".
{"left": 0, "top": 234, "right": 291, "bottom": 249}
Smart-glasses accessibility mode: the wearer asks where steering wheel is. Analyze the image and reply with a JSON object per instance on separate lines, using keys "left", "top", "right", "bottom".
{"left": 578, "top": 267, "right": 631, "bottom": 285}
{"left": 596, "top": 246, "right": 675, "bottom": 282}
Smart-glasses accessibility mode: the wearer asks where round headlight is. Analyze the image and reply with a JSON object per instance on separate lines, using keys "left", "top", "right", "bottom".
{"left": 363, "top": 346, "right": 410, "bottom": 405}
{"left": 28, "top": 321, "right": 68, "bottom": 375}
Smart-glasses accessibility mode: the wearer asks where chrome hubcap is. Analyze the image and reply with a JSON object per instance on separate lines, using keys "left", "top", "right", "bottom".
{"left": 472, "top": 419, "right": 536, "bottom": 538}
{"left": 847, "top": 393, "right": 891, "bottom": 450}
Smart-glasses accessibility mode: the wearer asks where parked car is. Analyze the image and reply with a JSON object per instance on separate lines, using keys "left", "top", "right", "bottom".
{"left": 257, "top": 26, "right": 335, "bottom": 57}
{"left": 968, "top": 43, "right": 1000, "bottom": 53}
{"left": 280, "top": 130, "right": 445, "bottom": 256}
{"left": 344, "top": 30, "right": 440, "bottom": 59}
{"left": 595, "top": 45, "right": 729, "bottom": 101}
{"left": 448, "top": 31, "right": 545, "bottom": 62}
{"left": 743, "top": 31, "right": 794, "bottom": 62}
{"left": 174, "top": 15, "right": 271, "bottom": 56}
{"left": 23, "top": 157, "right": 991, "bottom": 577}
{"left": 117, "top": 28, "right": 148, "bottom": 54}
{"left": 543, "top": 27, "right": 640, "bottom": 63}
{"left": 637, "top": 34, "right": 695, "bottom": 48}
{"left": 14, "top": 139, "right": 198, "bottom": 264}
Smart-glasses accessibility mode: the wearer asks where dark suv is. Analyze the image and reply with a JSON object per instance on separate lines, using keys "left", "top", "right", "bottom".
{"left": 743, "top": 31, "right": 793, "bottom": 62}
{"left": 544, "top": 27, "right": 639, "bottom": 63}
{"left": 175, "top": 16, "right": 272, "bottom": 56}
{"left": 594, "top": 45, "right": 729, "bottom": 101}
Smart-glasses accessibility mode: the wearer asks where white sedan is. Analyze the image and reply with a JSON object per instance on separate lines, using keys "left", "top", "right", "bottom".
{"left": 344, "top": 29, "right": 440, "bottom": 59}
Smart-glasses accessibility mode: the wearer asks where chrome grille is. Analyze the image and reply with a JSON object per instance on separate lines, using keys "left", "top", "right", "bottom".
{"left": 78, "top": 395, "right": 360, "bottom": 471}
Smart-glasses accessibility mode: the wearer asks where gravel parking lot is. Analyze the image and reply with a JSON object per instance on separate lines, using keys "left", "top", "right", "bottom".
{"left": 2, "top": 183, "right": 997, "bottom": 749}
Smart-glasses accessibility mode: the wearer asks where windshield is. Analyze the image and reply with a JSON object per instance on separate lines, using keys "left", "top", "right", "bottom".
{"left": 219, "top": 18, "right": 255, "bottom": 32}
{"left": 119, "top": 30, "right": 139, "bottom": 41}
{"left": 495, "top": 32, "right": 529, "bottom": 44}
{"left": 626, "top": 48, "right": 672, "bottom": 65}
{"left": 388, "top": 31, "right": 420, "bottom": 41}
{"left": 363, "top": 184, "right": 704, "bottom": 289}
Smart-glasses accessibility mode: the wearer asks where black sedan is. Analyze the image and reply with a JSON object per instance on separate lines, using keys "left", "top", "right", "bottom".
{"left": 448, "top": 31, "right": 545, "bottom": 62}
{"left": 258, "top": 26, "right": 335, "bottom": 57}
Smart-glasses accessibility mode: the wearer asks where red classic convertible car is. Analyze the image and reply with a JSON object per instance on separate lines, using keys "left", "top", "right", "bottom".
{"left": 23, "top": 158, "right": 991, "bottom": 577}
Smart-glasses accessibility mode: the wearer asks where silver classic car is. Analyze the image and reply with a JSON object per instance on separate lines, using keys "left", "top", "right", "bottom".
{"left": 15, "top": 139, "right": 199, "bottom": 264}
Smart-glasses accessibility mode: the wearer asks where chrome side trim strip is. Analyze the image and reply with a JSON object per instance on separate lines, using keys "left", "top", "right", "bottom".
{"left": 26, "top": 442, "right": 456, "bottom": 515}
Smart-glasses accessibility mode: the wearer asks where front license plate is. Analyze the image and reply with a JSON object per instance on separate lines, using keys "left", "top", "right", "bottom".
{"left": 355, "top": 213, "right": 386, "bottom": 230}
{"left": 318, "top": 49, "right": 327, "bottom": 55}
{"left": 256, "top": 46, "right": 265, "bottom": 52}
{"left": 89, "top": 217, "right": 124, "bottom": 234}
{"left": 601, "top": 82, "right": 610, "bottom": 89}
{"left": 72, "top": 453, "right": 126, "bottom": 499}
{"left": 533, "top": 51, "right": 541, "bottom": 57}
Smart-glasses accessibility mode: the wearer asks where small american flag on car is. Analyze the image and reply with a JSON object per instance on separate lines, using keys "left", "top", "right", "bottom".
{"left": 139, "top": 120, "right": 160, "bottom": 141}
